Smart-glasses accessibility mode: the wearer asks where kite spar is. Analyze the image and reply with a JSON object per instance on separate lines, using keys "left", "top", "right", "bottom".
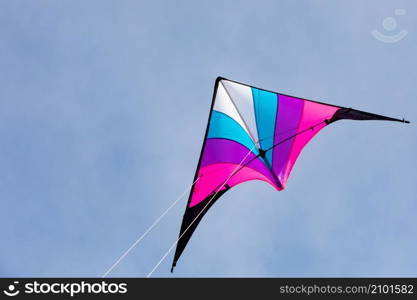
{"left": 169, "top": 76, "right": 409, "bottom": 273}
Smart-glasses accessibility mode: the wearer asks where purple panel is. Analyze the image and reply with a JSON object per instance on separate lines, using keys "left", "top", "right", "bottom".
{"left": 272, "top": 95, "right": 304, "bottom": 180}
{"left": 200, "top": 138, "right": 279, "bottom": 187}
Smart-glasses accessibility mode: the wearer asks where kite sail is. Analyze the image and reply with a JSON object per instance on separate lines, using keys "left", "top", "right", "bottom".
{"left": 171, "top": 77, "right": 409, "bottom": 272}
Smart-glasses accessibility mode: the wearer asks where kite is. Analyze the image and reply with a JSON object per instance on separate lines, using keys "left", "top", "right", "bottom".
{"left": 171, "top": 77, "right": 409, "bottom": 272}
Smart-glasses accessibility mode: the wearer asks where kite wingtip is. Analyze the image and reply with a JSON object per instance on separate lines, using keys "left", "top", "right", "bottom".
{"left": 401, "top": 118, "right": 410, "bottom": 124}
{"left": 215, "top": 76, "right": 227, "bottom": 83}
{"left": 170, "top": 266, "right": 174, "bottom": 273}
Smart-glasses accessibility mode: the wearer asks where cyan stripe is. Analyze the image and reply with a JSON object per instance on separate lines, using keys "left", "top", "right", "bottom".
{"left": 252, "top": 88, "right": 278, "bottom": 166}
{"left": 208, "top": 110, "right": 258, "bottom": 156}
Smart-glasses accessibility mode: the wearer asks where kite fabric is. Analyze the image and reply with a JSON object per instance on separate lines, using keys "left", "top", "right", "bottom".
{"left": 171, "top": 77, "right": 409, "bottom": 272}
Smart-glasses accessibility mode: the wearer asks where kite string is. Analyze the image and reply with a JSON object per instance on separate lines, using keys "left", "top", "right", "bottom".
{"left": 146, "top": 145, "right": 256, "bottom": 278}
{"left": 101, "top": 177, "right": 200, "bottom": 278}
{"left": 104, "top": 114, "right": 335, "bottom": 277}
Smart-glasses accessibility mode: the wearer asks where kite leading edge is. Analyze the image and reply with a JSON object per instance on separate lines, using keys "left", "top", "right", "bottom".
{"left": 171, "top": 77, "right": 409, "bottom": 272}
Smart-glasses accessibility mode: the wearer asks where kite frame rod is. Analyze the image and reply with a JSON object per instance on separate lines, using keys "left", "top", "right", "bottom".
{"left": 218, "top": 76, "right": 410, "bottom": 124}
{"left": 220, "top": 119, "right": 329, "bottom": 190}
{"left": 183, "top": 78, "right": 222, "bottom": 209}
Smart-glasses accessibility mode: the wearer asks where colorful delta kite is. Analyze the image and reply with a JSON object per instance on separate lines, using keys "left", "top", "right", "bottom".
{"left": 171, "top": 77, "right": 409, "bottom": 271}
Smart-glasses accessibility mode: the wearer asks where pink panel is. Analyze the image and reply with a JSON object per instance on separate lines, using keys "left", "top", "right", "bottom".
{"left": 280, "top": 101, "right": 339, "bottom": 187}
{"left": 189, "top": 163, "right": 280, "bottom": 207}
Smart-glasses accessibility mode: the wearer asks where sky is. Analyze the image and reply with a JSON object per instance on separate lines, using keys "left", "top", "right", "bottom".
{"left": 0, "top": 0, "right": 416, "bottom": 277}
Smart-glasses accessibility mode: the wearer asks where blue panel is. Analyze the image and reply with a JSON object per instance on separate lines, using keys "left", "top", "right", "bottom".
{"left": 252, "top": 88, "right": 278, "bottom": 165}
{"left": 208, "top": 110, "right": 258, "bottom": 155}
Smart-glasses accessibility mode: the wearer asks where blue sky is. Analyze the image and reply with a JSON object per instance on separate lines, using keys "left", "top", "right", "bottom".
{"left": 0, "top": 0, "right": 416, "bottom": 277}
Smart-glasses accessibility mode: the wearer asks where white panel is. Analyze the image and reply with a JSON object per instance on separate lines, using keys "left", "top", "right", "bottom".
{"left": 213, "top": 82, "right": 252, "bottom": 138}
{"left": 221, "top": 80, "right": 259, "bottom": 145}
